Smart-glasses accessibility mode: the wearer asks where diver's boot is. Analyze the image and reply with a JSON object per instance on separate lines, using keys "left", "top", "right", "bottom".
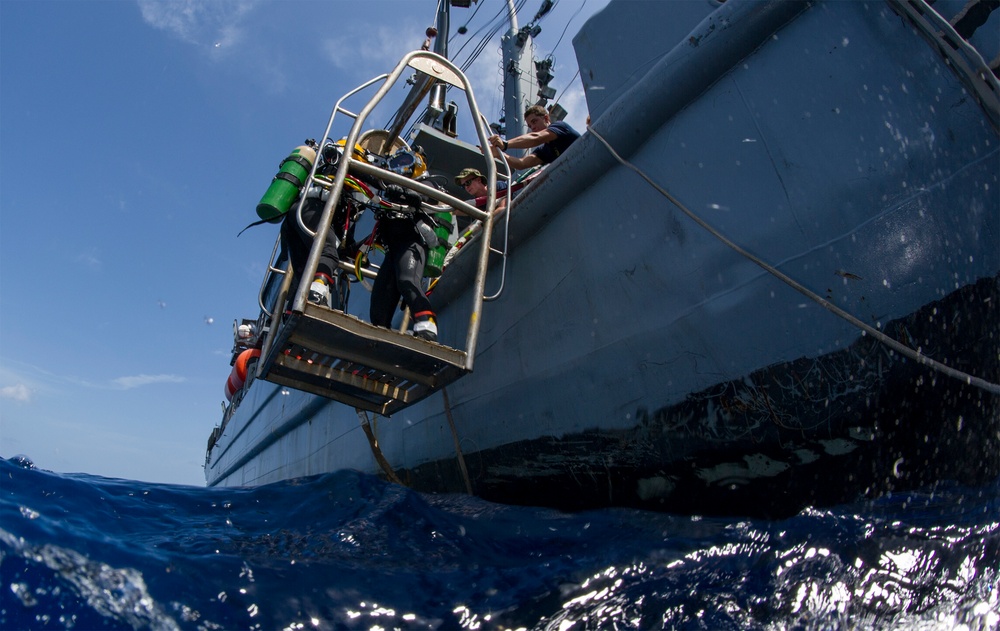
{"left": 307, "top": 274, "right": 333, "bottom": 309}
{"left": 413, "top": 311, "right": 438, "bottom": 343}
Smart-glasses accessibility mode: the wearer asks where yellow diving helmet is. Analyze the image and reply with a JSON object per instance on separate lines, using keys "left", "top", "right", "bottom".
{"left": 321, "top": 138, "right": 368, "bottom": 167}
{"left": 335, "top": 138, "right": 368, "bottom": 162}
{"left": 387, "top": 147, "right": 427, "bottom": 179}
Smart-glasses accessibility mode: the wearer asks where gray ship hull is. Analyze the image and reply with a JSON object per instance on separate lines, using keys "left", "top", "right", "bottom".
{"left": 206, "top": 0, "right": 1000, "bottom": 517}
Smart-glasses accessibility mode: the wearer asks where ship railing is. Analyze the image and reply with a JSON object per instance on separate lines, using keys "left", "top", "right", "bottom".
{"left": 251, "top": 51, "right": 501, "bottom": 416}
{"left": 890, "top": 0, "right": 1000, "bottom": 130}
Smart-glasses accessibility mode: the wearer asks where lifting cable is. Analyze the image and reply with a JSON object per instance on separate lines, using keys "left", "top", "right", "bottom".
{"left": 588, "top": 126, "right": 1000, "bottom": 396}
{"left": 356, "top": 409, "right": 404, "bottom": 485}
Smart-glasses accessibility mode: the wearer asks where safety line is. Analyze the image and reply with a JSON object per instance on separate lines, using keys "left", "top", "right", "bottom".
{"left": 442, "top": 387, "right": 473, "bottom": 495}
{"left": 588, "top": 126, "right": 1000, "bottom": 396}
{"left": 356, "top": 409, "right": 404, "bottom": 484}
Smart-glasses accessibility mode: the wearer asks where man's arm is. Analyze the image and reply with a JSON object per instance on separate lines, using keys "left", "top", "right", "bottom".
{"left": 491, "top": 147, "right": 543, "bottom": 170}
{"left": 489, "top": 128, "right": 557, "bottom": 152}
{"left": 505, "top": 128, "right": 557, "bottom": 150}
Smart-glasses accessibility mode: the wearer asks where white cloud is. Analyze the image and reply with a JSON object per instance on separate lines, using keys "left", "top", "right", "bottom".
{"left": 0, "top": 383, "right": 32, "bottom": 403}
{"left": 77, "top": 247, "right": 102, "bottom": 270}
{"left": 112, "top": 374, "right": 186, "bottom": 390}
{"left": 320, "top": 25, "right": 419, "bottom": 77}
{"left": 136, "top": 0, "right": 259, "bottom": 49}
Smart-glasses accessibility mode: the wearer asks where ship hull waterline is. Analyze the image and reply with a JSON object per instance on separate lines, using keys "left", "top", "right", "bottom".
{"left": 206, "top": 0, "right": 1000, "bottom": 517}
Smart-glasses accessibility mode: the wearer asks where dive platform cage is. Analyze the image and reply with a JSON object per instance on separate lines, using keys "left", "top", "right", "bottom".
{"left": 251, "top": 51, "right": 506, "bottom": 416}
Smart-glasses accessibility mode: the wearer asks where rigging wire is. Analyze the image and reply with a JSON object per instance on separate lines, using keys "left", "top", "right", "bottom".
{"left": 387, "top": 0, "right": 504, "bottom": 133}
{"left": 552, "top": 66, "right": 581, "bottom": 109}
{"left": 463, "top": 1, "right": 522, "bottom": 72}
{"left": 539, "top": 0, "right": 593, "bottom": 113}
{"left": 417, "top": 0, "right": 509, "bottom": 132}
{"left": 548, "top": 0, "right": 586, "bottom": 53}
{"left": 479, "top": 0, "right": 529, "bottom": 69}
{"left": 587, "top": 125, "right": 1000, "bottom": 396}
{"left": 435, "top": 0, "right": 530, "bottom": 128}
{"left": 405, "top": 0, "right": 575, "bottom": 138}
{"left": 449, "top": 0, "right": 486, "bottom": 42}
{"left": 450, "top": 1, "right": 510, "bottom": 67}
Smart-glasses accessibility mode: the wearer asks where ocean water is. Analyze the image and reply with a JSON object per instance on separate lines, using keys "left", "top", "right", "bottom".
{"left": 1, "top": 456, "right": 998, "bottom": 631}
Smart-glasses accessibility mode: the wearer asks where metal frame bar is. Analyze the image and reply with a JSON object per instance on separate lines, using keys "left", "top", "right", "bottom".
{"left": 291, "top": 51, "right": 498, "bottom": 372}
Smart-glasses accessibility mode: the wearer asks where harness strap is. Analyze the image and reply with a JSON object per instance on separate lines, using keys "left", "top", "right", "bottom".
{"left": 237, "top": 216, "right": 280, "bottom": 237}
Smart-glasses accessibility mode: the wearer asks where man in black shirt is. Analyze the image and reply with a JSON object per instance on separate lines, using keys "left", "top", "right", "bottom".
{"left": 488, "top": 104, "right": 580, "bottom": 170}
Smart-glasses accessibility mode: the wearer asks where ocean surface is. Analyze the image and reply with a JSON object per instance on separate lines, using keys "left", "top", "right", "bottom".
{"left": 1, "top": 456, "right": 998, "bottom": 631}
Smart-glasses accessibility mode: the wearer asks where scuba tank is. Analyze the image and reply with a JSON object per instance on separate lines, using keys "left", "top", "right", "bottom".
{"left": 423, "top": 210, "right": 453, "bottom": 277}
{"left": 256, "top": 142, "right": 318, "bottom": 220}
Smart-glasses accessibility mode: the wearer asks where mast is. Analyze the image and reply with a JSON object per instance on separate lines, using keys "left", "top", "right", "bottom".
{"left": 499, "top": 0, "right": 536, "bottom": 142}
{"left": 424, "top": 1, "right": 451, "bottom": 124}
{"left": 386, "top": 1, "right": 454, "bottom": 145}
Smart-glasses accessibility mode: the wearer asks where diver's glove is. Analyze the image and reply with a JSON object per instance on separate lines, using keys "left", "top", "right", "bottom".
{"left": 384, "top": 184, "right": 423, "bottom": 208}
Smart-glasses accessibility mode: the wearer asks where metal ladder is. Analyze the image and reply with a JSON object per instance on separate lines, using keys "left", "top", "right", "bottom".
{"left": 252, "top": 51, "right": 500, "bottom": 416}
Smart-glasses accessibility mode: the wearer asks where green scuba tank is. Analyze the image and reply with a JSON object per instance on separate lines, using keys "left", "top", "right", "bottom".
{"left": 423, "top": 211, "right": 453, "bottom": 277}
{"left": 256, "top": 143, "right": 317, "bottom": 220}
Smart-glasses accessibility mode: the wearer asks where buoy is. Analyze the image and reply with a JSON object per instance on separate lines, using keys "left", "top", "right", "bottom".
{"left": 256, "top": 143, "right": 318, "bottom": 221}
{"left": 225, "top": 348, "right": 261, "bottom": 401}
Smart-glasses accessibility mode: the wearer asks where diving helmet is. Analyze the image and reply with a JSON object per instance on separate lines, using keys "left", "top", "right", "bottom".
{"left": 322, "top": 138, "right": 368, "bottom": 166}
{"left": 387, "top": 147, "right": 427, "bottom": 179}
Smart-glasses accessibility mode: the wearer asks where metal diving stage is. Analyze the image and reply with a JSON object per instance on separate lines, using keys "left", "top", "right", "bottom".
{"left": 263, "top": 303, "right": 469, "bottom": 416}
{"left": 248, "top": 50, "right": 508, "bottom": 417}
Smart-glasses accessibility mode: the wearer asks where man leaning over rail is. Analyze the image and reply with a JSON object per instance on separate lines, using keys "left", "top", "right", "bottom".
{"left": 487, "top": 104, "right": 580, "bottom": 170}
{"left": 456, "top": 167, "right": 507, "bottom": 213}
{"left": 443, "top": 168, "right": 507, "bottom": 268}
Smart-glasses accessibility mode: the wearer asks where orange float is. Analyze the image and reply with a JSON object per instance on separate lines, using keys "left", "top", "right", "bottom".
{"left": 225, "top": 349, "right": 261, "bottom": 401}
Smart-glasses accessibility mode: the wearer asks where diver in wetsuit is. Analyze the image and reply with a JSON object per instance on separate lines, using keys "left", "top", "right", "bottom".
{"left": 281, "top": 196, "right": 347, "bottom": 310}
{"left": 369, "top": 148, "right": 441, "bottom": 342}
{"left": 280, "top": 142, "right": 362, "bottom": 311}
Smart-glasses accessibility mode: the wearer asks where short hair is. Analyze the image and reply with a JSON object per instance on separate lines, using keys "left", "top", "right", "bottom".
{"left": 524, "top": 104, "right": 549, "bottom": 119}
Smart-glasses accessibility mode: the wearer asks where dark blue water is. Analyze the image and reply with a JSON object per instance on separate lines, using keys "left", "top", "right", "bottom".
{"left": 2, "top": 456, "right": 997, "bottom": 630}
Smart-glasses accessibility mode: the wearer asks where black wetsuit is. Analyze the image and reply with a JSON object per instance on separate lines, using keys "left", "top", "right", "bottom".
{"left": 370, "top": 216, "right": 434, "bottom": 328}
{"left": 281, "top": 197, "right": 341, "bottom": 285}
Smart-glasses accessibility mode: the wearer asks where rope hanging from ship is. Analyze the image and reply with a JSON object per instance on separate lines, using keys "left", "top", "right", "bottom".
{"left": 587, "top": 126, "right": 1000, "bottom": 396}
{"left": 442, "top": 387, "right": 473, "bottom": 495}
{"left": 356, "top": 409, "right": 404, "bottom": 485}
{"left": 355, "top": 396, "right": 474, "bottom": 495}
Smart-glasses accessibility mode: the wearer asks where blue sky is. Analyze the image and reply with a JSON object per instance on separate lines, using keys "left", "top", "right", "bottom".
{"left": 0, "top": 0, "right": 607, "bottom": 486}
